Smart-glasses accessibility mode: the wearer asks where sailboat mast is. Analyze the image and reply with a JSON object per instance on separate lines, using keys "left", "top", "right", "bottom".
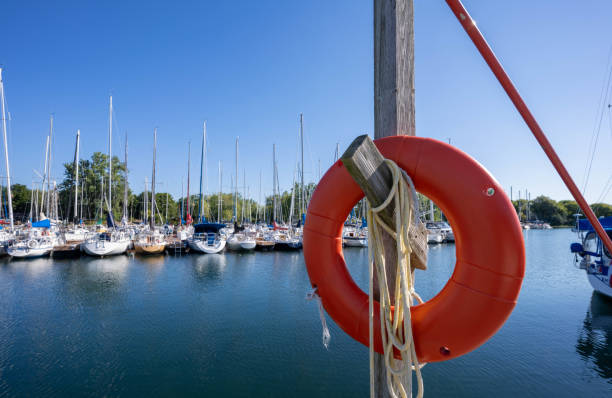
{"left": 235, "top": 137, "right": 238, "bottom": 222}
{"left": 150, "top": 128, "right": 157, "bottom": 228}
{"left": 46, "top": 115, "right": 54, "bottom": 216}
{"left": 144, "top": 177, "right": 148, "bottom": 223}
{"left": 198, "top": 122, "right": 206, "bottom": 222}
{"left": 180, "top": 177, "right": 184, "bottom": 223}
{"left": 108, "top": 95, "right": 113, "bottom": 218}
{"left": 218, "top": 161, "right": 222, "bottom": 222}
{"left": 242, "top": 169, "right": 245, "bottom": 223}
{"left": 272, "top": 143, "right": 277, "bottom": 222}
{"left": 74, "top": 129, "right": 80, "bottom": 222}
{"left": 0, "top": 69, "right": 13, "bottom": 229}
{"left": 186, "top": 142, "right": 191, "bottom": 223}
{"left": 300, "top": 113, "right": 304, "bottom": 217}
{"left": 123, "top": 133, "right": 128, "bottom": 223}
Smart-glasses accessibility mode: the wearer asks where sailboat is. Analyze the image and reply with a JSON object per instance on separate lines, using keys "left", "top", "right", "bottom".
{"left": 227, "top": 137, "right": 256, "bottom": 251}
{"left": 571, "top": 216, "right": 612, "bottom": 298}
{"left": 134, "top": 128, "right": 166, "bottom": 255}
{"left": 83, "top": 96, "right": 130, "bottom": 257}
{"left": 188, "top": 123, "right": 227, "bottom": 254}
{"left": 54, "top": 129, "right": 86, "bottom": 258}
{"left": 0, "top": 68, "right": 15, "bottom": 255}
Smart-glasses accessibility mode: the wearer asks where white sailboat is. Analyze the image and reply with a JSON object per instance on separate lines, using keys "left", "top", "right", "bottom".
{"left": 83, "top": 95, "right": 130, "bottom": 257}
{"left": 0, "top": 68, "right": 16, "bottom": 254}
{"left": 227, "top": 137, "right": 255, "bottom": 251}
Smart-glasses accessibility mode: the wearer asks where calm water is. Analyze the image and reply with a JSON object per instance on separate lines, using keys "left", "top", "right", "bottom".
{"left": 0, "top": 229, "right": 610, "bottom": 397}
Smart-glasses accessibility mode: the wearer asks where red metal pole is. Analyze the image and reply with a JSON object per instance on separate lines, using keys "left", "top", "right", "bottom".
{"left": 444, "top": 0, "right": 612, "bottom": 254}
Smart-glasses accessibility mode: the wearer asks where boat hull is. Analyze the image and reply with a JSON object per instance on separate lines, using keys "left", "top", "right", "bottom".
{"left": 227, "top": 239, "right": 255, "bottom": 251}
{"left": 343, "top": 237, "right": 368, "bottom": 247}
{"left": 274, "top": 241, "right": 302, "bottom": 251}
{"left": 82, "top": 240, "right": 130, "bottom": 256}
{"left": 255, "top": 241, "right": 275, "bottom": 251}
{"left": 588, "top": 272, "right": 612, "bottom": 298}
{"left": 8, "top": 247, "right": 52, "bottom": 258}
{"left": 188, "top": 238, "right": 226, "bottom": 254}
{"left": 134, "top": 244, "right": 166, "bottom": 255}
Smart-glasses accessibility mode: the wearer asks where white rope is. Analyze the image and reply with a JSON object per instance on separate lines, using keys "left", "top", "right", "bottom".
{"left": 306, "top": 287, "right": 331, "bottom": 349}
{"left": 367, "top": 159, "right": 425, "bottom": 398}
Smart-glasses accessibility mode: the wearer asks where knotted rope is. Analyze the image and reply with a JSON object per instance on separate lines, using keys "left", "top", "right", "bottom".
{"left": 367, "top": 159, "right": 425, "bottom": 398}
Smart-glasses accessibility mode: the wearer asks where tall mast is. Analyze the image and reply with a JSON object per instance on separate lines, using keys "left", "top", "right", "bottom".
{"left": 258, "top": 170, "right": 262, "bottom": 222}
{"left": 235, "top": 137, "right": 238, "bottom": 222}
{"left": 46, "top": 115, "right": 53, "bottom": 216}
{"left": 150, "top": 128, "right": 157, "bottom": 228}
{"left": 218, "top": 161, "right": 222, "bottom": 222}
{"left": 0, "top": 69, "right": 13, "bottom": 229}
{"left": 108, "top": 95, "right": 113, "bottom": 219}
{"left": 198, "top": 121, "right": 206, "bottom": 222}
{"left": 186, "top": 141, "right": 191, "bottom": 224}
{"left": 180, "top": 177, "right": 184, "bottom": 223}
{"left": 334, "top": 142, "right": 339, "bottom": 162}
{"left": 144, "top": 177, "right": 148, "bottom": 223}
{"left": 73, "top": 129, "right": 80, "bottom": 222}
{"left": 123, "top": 133, "right": 129, "bottom": 223}
{"left": 272, "top": 143, "right": 277, "bottom": 222}
{"left": 40, "top": 135, "right": 49, "bottom": 216}
{"left": 242, "top": 169, "right": 245, "bottom": 223}
{"left": 300, "top": 113, "right": 304, "bottom": 217}
{"left": 165, "top": 192, "right": 168, "bottom": 223}
{"left": 29, "top": 182, "right": 34, "bottom": 222}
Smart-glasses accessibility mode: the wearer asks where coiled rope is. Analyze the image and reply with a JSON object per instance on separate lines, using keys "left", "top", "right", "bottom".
{"left": 367, "top": 159, "right": 425, "bottom": 398}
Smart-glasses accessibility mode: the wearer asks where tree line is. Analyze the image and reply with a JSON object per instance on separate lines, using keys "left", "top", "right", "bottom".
{"left": 3, "top": 152, "right": 317, "bottom": 225}
{"left": 4, "top": 153, "right": 608, "bottom": 228}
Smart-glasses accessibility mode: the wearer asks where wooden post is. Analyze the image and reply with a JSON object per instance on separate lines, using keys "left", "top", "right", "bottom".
{"left": 342, "top": 1, "right": 415, "bottom": 396}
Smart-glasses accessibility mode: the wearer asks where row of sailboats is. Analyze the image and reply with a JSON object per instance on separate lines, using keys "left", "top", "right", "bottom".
{"left": 0, "top": 71, "right": 308, "bottom": 258}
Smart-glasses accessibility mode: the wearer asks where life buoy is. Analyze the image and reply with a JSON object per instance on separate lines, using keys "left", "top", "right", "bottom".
{"left": 27, "top": 239, "right": 38, "bottom": 249}
{"left": 303, "top": 136, "right": 525, "bottom": 363}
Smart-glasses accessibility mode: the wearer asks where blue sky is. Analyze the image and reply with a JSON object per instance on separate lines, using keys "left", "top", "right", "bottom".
{"left": 1, "top": 0, "right": 612, "bottom": 203}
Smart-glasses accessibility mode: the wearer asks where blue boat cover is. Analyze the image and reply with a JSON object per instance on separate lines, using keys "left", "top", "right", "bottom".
{"left": 32, "top": 219, "right": 51, "bottom": 228}
{"left": 107, "top": 213, "right": 115, "bottom": 228}
{"left": 194, "top": 223, "right": 225, "bottom": 234}
{"left": 577, "top": 216, "right": 612, "bottom": 231}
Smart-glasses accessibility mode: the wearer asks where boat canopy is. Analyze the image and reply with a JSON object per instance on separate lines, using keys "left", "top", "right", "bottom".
{"left": 194, "top": 223, "right": 225, "bottom": 234}
{"left": 32, "top": 219, "right": 51, "bottom": 228}
{"left": 577, "top": 216, "right": 612, "bottom": 231}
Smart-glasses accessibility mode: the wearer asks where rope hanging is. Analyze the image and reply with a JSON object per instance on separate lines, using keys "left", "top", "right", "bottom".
{"left": 367, "top": 159, "right": 426, "bottom": 398}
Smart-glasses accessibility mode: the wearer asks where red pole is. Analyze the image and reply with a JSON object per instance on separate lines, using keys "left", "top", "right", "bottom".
{"left": 445, "top": 0, "right": 612, "bottom": 254}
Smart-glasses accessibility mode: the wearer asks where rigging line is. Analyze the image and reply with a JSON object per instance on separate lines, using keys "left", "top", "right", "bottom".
{"left": 594, "top": 106, "right": 612, "bottom": 203}
{"left": 581, "top": 46, "right": 612, "bottom": 192}
{"left": 582, "top": 45, "right": 612, "bottom": 196}
{"left": 600, "top": 179, "right": 612, "bottom": 204}
{"left": 595, "top": 173, "right": 612, "bottom": 204}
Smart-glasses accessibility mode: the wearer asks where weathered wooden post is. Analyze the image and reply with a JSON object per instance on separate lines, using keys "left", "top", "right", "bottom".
{"left": 341, "top": 0, "right": 415, "bottom": 396}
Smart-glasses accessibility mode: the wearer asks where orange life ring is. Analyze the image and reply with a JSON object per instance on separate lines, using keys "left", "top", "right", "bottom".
{"left": 303, "top": 136, "right": 525, "bottom": 363}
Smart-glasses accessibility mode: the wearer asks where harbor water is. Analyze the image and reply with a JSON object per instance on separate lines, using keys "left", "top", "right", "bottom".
{"left": 0, "top": 228, "right": 610, "bottom": 397}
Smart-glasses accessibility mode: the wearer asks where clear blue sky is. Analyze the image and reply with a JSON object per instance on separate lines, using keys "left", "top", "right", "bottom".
{"left": 1, "top": 0, "right": 612, "bottom": 203}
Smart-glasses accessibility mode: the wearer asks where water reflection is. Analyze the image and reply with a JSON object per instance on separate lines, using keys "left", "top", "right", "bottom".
{"left": 191, "top": 254, "right": 226, "bottom": 283}
{"left": 576, "top": 293, "right": 612, "bottom": 381}
{"left": 6, "top": 257, "right": 53, "bottom": 278}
